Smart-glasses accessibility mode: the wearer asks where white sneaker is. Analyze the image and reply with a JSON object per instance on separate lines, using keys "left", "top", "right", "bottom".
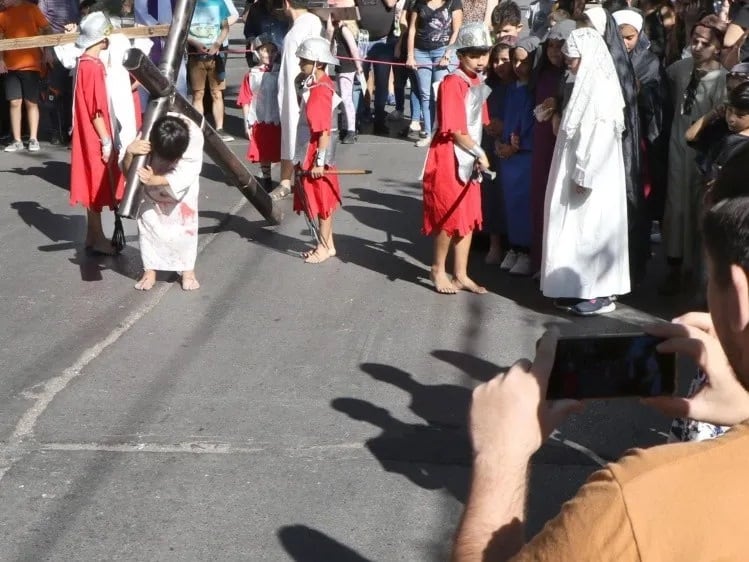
{"left": 408, "top": 120, "right": 421, "bottom": 132}
{"left": 4, "top": 140, "right": 23, "bottom": 152}
{"left": 28, "top": 138, "right": 40, "bottom": 152}
{"left": 650, "top": 221, "right": 662, "bottom": 244}
{"left": 500, "top": 249, "right": 518, "bottom": 271}
{"left": 414, "top": 135, "right": 431, "bottom": 148}
{"left": 509, "top": 253, "right": 532, "bottom": 276}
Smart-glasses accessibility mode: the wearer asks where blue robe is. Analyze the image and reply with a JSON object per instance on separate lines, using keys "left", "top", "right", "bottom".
{"left": 501, "top": 81, "right": 534, "bottom": 248}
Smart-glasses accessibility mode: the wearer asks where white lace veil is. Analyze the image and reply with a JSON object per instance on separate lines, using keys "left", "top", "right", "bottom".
{"left": 560, "top": 27, "right": 625, "bottom": 137}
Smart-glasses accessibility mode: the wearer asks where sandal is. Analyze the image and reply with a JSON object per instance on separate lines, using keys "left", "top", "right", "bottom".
{"left": 270, "top": 185, "right": 292, "bottom": 201}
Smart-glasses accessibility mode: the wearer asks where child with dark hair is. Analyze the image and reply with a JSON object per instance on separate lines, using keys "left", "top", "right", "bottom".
{"left": 292, "top": 37, "right": 342, "bottom": 264}
{"left": 495, "top": 36, "right": 536, "bottom": 275}
{"left": 123, "top": 114, "right": 205, "bottom": 291}
{"left": 490, "top": 0, "right": 523, "bottom": 37}
{"left": 421, "top": 23, "right": 492, "bottom": 294}
{"left": 482, "top": 37, "right": 515, "bottom": 265}
{"left": 237, "top": 34, "right": 281, "bottom": 192}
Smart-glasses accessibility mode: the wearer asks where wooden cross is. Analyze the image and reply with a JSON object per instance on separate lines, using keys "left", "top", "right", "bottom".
{"left": 117, "top": 0, "right": 282, "bottom": 225}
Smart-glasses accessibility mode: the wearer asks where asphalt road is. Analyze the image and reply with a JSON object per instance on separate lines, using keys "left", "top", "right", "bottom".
{"left": 0, "top": 31, "right": 693, "bottom": 561}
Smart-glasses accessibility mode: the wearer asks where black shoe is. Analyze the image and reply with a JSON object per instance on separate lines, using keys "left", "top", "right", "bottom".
{"left": 340, "top": 131, "right": 357, "bottom": 144}
{"left": 373, "top": 121, "right": 389, "bottom": 136}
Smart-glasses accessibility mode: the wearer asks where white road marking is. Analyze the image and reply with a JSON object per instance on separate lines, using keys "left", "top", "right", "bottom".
{"left": 0, "top": 197, "right": 249, "bottom": 482}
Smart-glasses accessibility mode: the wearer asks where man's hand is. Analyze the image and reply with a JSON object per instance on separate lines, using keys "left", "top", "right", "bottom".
{"left": 0, "top": 60, "right": 7, "bottom": 75}
{"left": 496, "top": 141, "right": 515, "bottom": 160}
{"left": 63, "top": 23, "right": 78, "bottom": 33}
{"left": 574, "top": 184, "right": 588, "bottom": 194}
{"left": 127, "top": 136, "right": 151, "bottom": 156}
{"left": 207, "top": 42, "right": 221, "bottom": 56}
{"left": 469, "top": 331, "right": 583, "bottom": 462}
{"left": 310, "top": 166, "right": 325, "bottom": 179}
{"left": 644, "top": 313, "right": 749, "bottom": 426}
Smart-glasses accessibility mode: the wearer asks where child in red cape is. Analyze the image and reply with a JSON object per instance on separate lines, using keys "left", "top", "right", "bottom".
{"left": 293, "top": 36, "right": 342, "bottom": 264}
{"left": 421, "top": 23, "right": 493, "bottom": 294}
{"left": 68, "top": 12, "right": 124, "bottom": 256}
{"left": 237, "top": 34, "right": 281, "bottom": 193}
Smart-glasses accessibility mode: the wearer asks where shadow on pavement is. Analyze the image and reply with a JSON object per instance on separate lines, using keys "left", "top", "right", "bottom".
{"left": 6, "top": 161, "right": 71, "bottom": 191}
{"left": 278, "top": 525, "right": 372, "bottom": 562}
{"left": 11, "top": 201, "right": 142, "bottom": 281}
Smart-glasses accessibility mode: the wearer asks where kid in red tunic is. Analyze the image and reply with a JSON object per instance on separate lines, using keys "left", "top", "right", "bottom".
{"left": 293, "top": 39, "right": 342, "bottom": 264}
{"left": 68, "top": 12, "right": 124, "bottom": 256}
{"left": 421, "top": 26, "right": 492, "bottom": 294}
{"left": 237, "top": 35, "right": 281, "bottom": 192}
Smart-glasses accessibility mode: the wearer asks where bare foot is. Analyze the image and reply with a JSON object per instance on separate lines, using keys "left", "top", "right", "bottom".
{"left": 181, "top": 272, "right": 200, "bottom": 291}
{"left": 430, "top": 270, "right": 458, "bottom": 294}
{"left": 302, "top": 246, "right": 336, "bottom": 259}
{"left": 484, "top": 248, "right": 502, "bottom": 265}
{"left": 134, "top": 270, "right": 156, "bottom": 291}
{"left": 304, "top": 246, "right": 334, "bottom": 263}
{"left": 453, "top": 276, "right": 487, "bottom": 294}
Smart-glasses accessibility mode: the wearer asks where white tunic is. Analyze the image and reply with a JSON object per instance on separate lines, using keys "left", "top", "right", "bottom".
{"left": 277, "top": 12, "right": 323, "bottom": 161}
{"left": 540, "top": 114, "right": 631, "bottom": 299}
{"left": 137, "top": 115, "right": 204, "bottom": 272}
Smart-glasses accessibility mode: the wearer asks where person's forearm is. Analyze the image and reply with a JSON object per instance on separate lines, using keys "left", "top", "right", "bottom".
{"left": 407, "top": 24, "right": 416, "bottom": 58}
{"left": 123, "top": 150, "right": 134, "bottom": 173}
{"left": 92, "top": 115, "right": 110, "bottom": 143}
{"left": 217, "top": 23, "right": 230, "bottom": 45}
{"left": 447, "top": 12, "right": 462, "bottom": 49}
{"left": 317, "top": 131, "right": 330, "bottom": 152}
{"left": 452, "top": 131, "right": 482, "bottom": 153}
{"left": 452, "top": 455, "right": 528, "bottom": 562}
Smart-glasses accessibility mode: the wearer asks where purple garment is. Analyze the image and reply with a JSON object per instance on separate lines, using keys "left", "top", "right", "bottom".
{"left": 530, "top": 64, "right": 562, "bottom": 271}
{"left": 37, "top": 0, "right": 78, "bottom": 33}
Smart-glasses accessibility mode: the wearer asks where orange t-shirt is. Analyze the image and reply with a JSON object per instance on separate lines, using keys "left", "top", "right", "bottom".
{"left": 512, "top": 423, "right": 749, "bottom": 561}
{"left": 0, "top": 3, "right": 49, "bottom": 72}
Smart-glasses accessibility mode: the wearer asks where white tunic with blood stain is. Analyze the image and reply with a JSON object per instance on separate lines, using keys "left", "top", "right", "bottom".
{"left": 136, "top": 115, "right": 204, "bottom": 272}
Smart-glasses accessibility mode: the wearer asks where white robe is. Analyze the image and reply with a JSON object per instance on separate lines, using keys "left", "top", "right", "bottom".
{"left": 137, "top": 115, "right": 204, "bottom": 272}
{"left": 540, "top": 115, "right": 631, "bottom": 299}
{"left": 277, "top": 12, "right": 323, "bottom": 161}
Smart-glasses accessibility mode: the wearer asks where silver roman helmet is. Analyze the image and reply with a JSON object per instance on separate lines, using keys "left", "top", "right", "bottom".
{"left": 252, "top": 33, "right": 278, "bottom": 51}
{"left": 295, "top": 36, "right": 339, "bottom": 66}
{"left": 453, "top": 23, "right": 493, "bottom": 52}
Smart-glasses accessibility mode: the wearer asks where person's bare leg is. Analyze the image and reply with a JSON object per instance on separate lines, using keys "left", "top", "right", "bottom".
{"left": 305, "top": 215, "right": 336, "bottom": 263}
{"left": 8, "top": 98, "right": 22, "bottom": 142}
{"left": 485, "top": 234, "right": 502, "bottom": 264}
{"left": 431, "top": 230, "right": 457, "bottom": 294}
{"left": 192, "top": 89, "right": 205, "bottom": 115}
{"left": 86, "top": 209, "right": 114, "bottom": 254}
{"left": 452, "top": 231, "right": 486, "bottom": 293}
{"left": 181, "top": 270, "right": 200, "bottom": 291}
{"left": 210, "top": 89, "right": 224, "bottom": 130}
{"left": 271, "top": 159, "right": 294, "bottom": 199}
{"left": 134, "top": 269, "right": 156, "bottom": 290}
{"left": 25, "top": 100, "right": 39, "bottom": 140}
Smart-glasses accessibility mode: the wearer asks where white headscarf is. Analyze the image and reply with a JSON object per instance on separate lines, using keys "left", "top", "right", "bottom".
{"left": 585, "top": 6, "right": 608, "bottom": 36}
{"left": 612, "top": 9, "right": 644, "bottom": 33}
{"left": 560, "top": 27, "right": 625, "bottom": 137}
